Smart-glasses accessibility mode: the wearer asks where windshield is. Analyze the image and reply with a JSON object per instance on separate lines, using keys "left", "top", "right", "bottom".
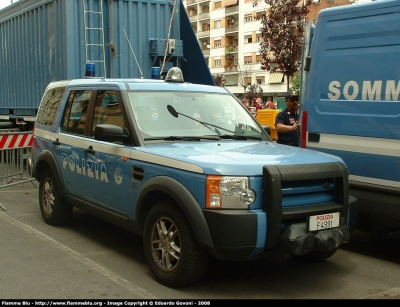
{"left": 128, "top": 91, "right": 269, "bottom": 141}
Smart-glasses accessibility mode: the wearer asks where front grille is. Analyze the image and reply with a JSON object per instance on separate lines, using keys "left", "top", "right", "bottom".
{"left": 262, "top": 162, "right": 349, "bottom": 249}
{"left": 281, "top": 179, "right": 335, "bottom": 207}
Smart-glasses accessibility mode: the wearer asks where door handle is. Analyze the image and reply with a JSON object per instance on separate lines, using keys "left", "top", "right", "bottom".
{"left": 84, "top": 145, "right": 95, "bottom": 154}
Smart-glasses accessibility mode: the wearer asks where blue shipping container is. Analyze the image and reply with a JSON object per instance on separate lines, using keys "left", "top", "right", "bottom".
{"left": 0, "top": 0, "right": 213, "bottom": 120}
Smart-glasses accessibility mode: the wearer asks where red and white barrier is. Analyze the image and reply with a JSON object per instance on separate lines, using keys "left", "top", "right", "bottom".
{"left": 0, "top": 131, "right": 35, "bottom": 189}
{"left": 0, "top": 132, "right": 33, "bottom": 150}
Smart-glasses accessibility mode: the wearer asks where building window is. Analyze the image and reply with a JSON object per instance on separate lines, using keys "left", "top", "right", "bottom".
{"left": 244, "top": 77, "right": 251, "bottom": 85}
{"left": 201, "top": 6, "right": 209, "bottom": 14}
{"left": 244, "top": 35, "right": 252, "bottom": 44}
{"left": 214, "top": 40, "right": 221, "bottom": 48}
{"left": 214, "top": 59, "right": 221, "bottom": 67}
{"left": 244, "top": 15, "right": 252, "bottom": 23}
{"left": 215, "top": 1, "right": 221, "bottom": 9}
{"left": 227, "top": 17, "right": 235, "bottom": 25}
{"left": 256, "top": 54, "right": 263, "bottom": 64}
{"left": 244, "top": 55, "right": 252, "bottom": 64}
{"left": 256, "top": 34, "right": 263, "bottom": 42}
{"left": 256, "top": 76, "right": 265, "bottom": 84}
{"left": 214, "top": 20, "right": 221, "bottom": 28}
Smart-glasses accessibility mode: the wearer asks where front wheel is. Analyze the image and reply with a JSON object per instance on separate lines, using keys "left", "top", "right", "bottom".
{"left": 39, "top": 168, "right": 72, "bottom": 226}
{"left": 143, "top": 201, "right": 209, "bottom": 288}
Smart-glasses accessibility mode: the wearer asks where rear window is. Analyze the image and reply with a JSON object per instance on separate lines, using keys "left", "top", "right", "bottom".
{"left": 36, "top": 87, "right": 66, "bottom": 126}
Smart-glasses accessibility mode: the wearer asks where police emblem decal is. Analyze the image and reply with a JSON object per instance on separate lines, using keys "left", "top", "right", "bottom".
{"left": 114, "top": 167, "right": 123, "bottom": 185}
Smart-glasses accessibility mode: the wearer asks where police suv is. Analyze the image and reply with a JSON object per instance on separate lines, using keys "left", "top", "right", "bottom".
{"left": 33, "top": 67, "right": 355, "bottom": 288}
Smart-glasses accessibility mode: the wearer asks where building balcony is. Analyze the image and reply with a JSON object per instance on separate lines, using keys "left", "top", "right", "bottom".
{"left": 225, "top": 25, "right": 238, "bottom": 33}
{"left": 198, "top": 30, "right": 210, "bottom": 37}
{"left": 224, "top": 66, "right": 238, "bottom": 73}
{"left": 198, "top": 12, "right": 210, "bottom": 20}
{"left": 202, "top": 49, "right": 210, "bottom": 56}
{"left": 225, "top": 5, "right": 239, "bottom": 15}
{"left": 225, "top": 46, "right": 237, "bottom": 54}
{"left": 186, "top": 0, "right": 196, "bottom": 5}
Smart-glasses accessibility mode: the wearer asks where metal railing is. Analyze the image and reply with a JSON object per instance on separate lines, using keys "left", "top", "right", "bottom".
{"left": 0, "top": 131, "right": 36, "bottom": 190}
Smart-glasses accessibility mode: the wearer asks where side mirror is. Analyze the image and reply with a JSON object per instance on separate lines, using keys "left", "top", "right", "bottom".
{"left": 95, "top": 124, "right": 129, "bottom": 142}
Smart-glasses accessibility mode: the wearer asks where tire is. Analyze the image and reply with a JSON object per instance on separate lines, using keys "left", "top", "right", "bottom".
{"left": 25, "top": 157, "right": 34, "bottom": 177}
{"left": 39, "top": 168, "right": 72, "bottom": 226}
{"left": 143, "top": 201, "right": 209, "bottom": 288}
{"left": 292, "top": 248, "right": 338, "bottom": 263}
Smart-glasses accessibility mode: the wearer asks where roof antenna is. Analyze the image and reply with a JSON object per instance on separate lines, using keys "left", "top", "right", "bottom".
{"left": 123, "top": 29, "right": 144, "bottom": 78}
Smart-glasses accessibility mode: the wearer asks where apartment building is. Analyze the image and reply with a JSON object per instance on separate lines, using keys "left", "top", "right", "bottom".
{"left": 184, "top": 0, "right": 366, "bottom": 104}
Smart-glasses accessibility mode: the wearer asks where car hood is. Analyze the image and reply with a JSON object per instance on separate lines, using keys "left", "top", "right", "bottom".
{"left": 134, "top": 141, "right": 344, "bottom": 175}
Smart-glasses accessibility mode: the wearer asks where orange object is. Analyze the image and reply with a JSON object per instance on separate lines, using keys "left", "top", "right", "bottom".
{"left": 256, "top": 109, "right": 279, "bottom": 139}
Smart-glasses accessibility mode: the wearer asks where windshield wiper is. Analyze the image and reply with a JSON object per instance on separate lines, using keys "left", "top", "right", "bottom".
{"left": 218, "top": 134, "right": 263, "bottom": 141}
{"left": 167, "top": 105, "right": 235, "bottom": 135}
{"left": 143, "top": 136, "right": 221, "bottom": 141}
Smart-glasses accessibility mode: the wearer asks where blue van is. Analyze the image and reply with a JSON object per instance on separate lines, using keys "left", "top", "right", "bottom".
{"left": 300, "top": 0, "right": 400, "bottom": 234}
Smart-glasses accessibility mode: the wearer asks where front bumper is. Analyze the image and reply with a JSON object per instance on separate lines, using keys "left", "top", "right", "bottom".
{"left": 281, "top": 220, "right": 350, "bottom": 256}
{"left": 203, "top": 198, "right": 355, "bottom": 261}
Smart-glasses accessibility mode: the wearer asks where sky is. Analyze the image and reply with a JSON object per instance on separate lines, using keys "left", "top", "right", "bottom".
{"left": 0, "top": 0, "right": 19, "bottom": 10}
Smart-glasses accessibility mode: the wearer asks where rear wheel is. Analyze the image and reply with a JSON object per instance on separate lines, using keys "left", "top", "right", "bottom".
{"left": 143, "top": 200, "right": 209, "bottom": 288}
{"left": 39, "top": 168, "right": 72, "bottom": 225}
{"left": 25, "top": 154, "right": 34, "bottom": 177}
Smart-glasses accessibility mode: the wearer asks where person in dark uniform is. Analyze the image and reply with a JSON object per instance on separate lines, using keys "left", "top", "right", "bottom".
{"left": 275, "top": 90, "right": 300, "bottom": 146}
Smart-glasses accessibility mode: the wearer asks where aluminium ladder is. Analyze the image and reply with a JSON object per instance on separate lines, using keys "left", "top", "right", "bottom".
{"left": 82, "top": 0, "right": 106, "bottom": 77}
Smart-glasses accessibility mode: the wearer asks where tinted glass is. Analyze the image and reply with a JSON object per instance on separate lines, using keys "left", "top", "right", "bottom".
{"left": 36, "top": 87, "right": 66, "bottom": 126}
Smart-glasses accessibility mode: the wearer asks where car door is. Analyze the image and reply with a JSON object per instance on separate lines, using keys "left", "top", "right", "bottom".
{"left": 55, "top": 87, "right": 133, "bottom": 216}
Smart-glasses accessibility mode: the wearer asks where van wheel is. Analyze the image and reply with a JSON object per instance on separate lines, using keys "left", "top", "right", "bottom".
{"left": 39, "top": 169, "right": 72, "bottom": 226}
{"left": 292, "top": 248, "right": 338, "bottom": 263}
{"left": 143, "top": 201, "right": 209, "bottom": 288}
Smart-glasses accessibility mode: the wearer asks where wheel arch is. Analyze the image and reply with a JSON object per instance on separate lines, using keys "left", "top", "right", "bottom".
{"left": 34, "top": 150, "right": 67, "bottom": 199}
{"left": 135, "top": 176, "right": 215, "bottom": 249}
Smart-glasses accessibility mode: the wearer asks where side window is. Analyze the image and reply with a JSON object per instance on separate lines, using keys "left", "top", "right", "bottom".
{"left": 36, "top": 87, "right": 66, "bottom": 126}
{"left": 61, "top": 90, "right": 92, "bottom": 135}
{"left": 92, "top": 90, "right": 125, "bottom": 136}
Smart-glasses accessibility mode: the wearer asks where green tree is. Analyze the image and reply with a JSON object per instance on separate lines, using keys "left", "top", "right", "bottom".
{"left": 290, "top": 71, "right": 300, "bottom": 92}
{"left": 254, "top": 0, "right": 312, "bottom": 90}
{"left": 245, "top": 84, "right": 263, "bottom": 103}
{"left": 237, "top": 63, "right": 254, "bottom": 94}
{"left": 213, "top": 74, "right": 226, "bottom": 87}
{"left": 236, "top": 63, "right": 263, "bottom": 102}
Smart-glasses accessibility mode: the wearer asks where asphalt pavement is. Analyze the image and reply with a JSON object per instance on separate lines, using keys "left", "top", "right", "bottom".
{"left": 0, "top": 182, "right": 157, "bottom": 300}
{"left": 2, "top": 181, "right": 400, "bottom": 300}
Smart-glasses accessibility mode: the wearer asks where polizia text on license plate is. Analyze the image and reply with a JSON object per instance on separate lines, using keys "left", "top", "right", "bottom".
{"left": 309, "top": 212, "right": 340, "bottom": 231}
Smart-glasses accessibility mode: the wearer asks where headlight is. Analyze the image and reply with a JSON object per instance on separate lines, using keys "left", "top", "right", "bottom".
{"left": 205, "top": 175, "right": 255, "bottom": 209}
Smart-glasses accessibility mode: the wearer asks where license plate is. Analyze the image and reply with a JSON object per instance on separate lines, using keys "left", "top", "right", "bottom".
{"left": 309, "top": 212, "right": 340, "bottom": 231}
